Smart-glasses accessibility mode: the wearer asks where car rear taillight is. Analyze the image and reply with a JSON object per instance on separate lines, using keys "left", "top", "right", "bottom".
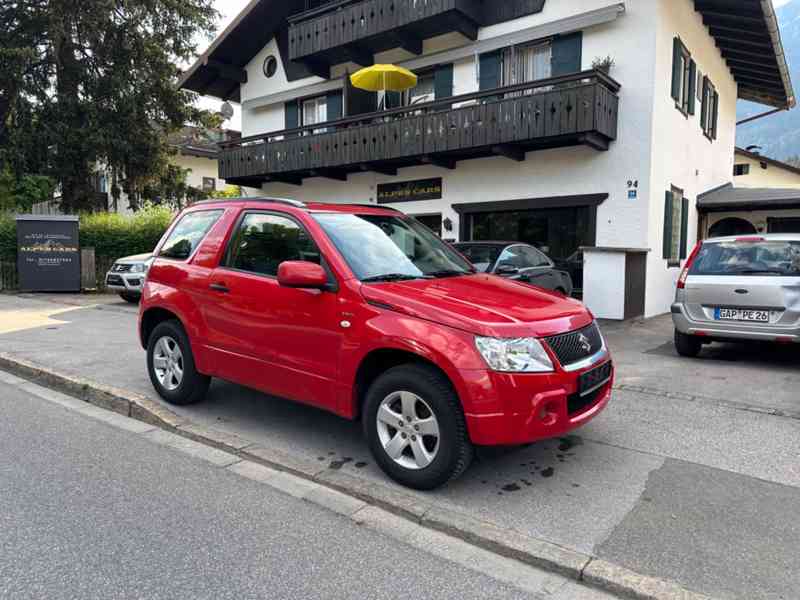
{"left": 677, "top": 242, "right": 702, "bottom": 290}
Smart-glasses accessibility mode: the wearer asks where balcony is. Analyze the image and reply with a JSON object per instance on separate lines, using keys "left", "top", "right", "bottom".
{"left": 288, "top": 0, "right": 482, "bottom": 77}
{"left": 219, "top": 70, "right": 620, "bottom": 186}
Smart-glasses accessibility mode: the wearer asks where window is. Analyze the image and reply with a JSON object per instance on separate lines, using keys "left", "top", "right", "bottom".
{"left": 202, "top": 177, "right": 216, "bottom": 192}
{"left": 663, "top": 187, "right": 689, "bottom": 266}
{"left": 690, "top": 240, "right": 800, "bottom": 277}
{"left": 497, "top": 245, "right": 552, "bottom": 271}
{"left": 159, "top": 210, "right": 223, "bottom": 261}
{"left": 301, "top": 95, "right": 328, "bottom": 133}
{"left": 501, "top": 43, "right": 552, "bottom": 86}
{"left": 733, "top": 164, "right": 750, "bottom": 177}
{"left": 226, "top": 213, "right": 321, "bottom": 277}
{"left": 263, "top": 55, "right": 278, "bottom": 78}
{"left": 671, "top": 38, "right": 696, "bottom": 116}
{"left": 379, "top": 71, "right": 438, "bottom": 109}
{"left": 701, "top": 77, "right": 718, "bottom": 140}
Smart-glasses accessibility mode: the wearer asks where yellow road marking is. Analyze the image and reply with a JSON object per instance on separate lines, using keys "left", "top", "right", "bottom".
{"left": 0, "top": 306, "right": 89, "bottom": 335}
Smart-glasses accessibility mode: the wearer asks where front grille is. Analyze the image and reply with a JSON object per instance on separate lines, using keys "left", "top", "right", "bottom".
{"left": 544, "top": 322, "right": 603, "bottom": 367}
{"left": 106, "top": 274, "right": 124, "bottom": 286}
{"left": 113, "top": 264, "right": 133, "bottom": 273}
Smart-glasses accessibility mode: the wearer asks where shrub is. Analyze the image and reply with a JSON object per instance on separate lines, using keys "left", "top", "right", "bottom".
{"left": 0, "top": 205, "right": 174, "bottom": 261}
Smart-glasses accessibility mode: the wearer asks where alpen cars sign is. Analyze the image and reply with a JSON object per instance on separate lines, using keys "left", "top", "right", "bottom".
{"left": 16, "top": 215, "right": 81, "bottom": 292}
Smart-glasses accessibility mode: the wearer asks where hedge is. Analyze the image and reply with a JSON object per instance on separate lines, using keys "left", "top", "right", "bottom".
{"left": 0, "top": 205, "right": 174, "bottom": 260}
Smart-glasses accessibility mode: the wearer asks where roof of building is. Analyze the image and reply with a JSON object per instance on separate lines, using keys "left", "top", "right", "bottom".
{"left": 698, "top": 183, "right": 800, "bottom": 211}
{"left": 734, "top": 146, "right": 800, "bottom": 176}
{"left": 695, "top": 0, "right": 794, "bottom": 108}
{"left": 179, "top": 1, "right": 795, "bottom": 109}
{"left": 168, "top": 127, "right": 241, "bottom": 159}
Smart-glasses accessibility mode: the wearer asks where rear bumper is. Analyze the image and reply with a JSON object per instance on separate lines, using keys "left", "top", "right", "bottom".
{"left": 672, "top": 303, "right": 800, "bottom": 342}
{"left": 460, "top": 356, "right": 613, "bottom": 446}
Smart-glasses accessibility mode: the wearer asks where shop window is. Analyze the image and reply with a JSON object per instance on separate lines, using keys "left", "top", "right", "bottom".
{"left": 663, "top": 186, "right": 689, "bottom": 266}
{"left": 671, "top": 38, "right": 696, "bottom": 116}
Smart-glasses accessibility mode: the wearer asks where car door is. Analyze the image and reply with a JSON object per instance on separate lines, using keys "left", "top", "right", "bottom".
{"left": 201, "top": 210, "right": 343, "bottom": 411}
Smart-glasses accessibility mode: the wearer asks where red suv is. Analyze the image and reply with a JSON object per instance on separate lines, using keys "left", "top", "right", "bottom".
{"left": 139, "top": 199, "right": 613, "bottom": 489}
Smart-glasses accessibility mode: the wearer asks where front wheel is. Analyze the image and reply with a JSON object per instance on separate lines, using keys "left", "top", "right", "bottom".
{"left": 675, "top": 329, "right": 703, "bottom": 358}
{"left": 147, "top": 320, "right": 210, "bottom": 405}
{"left": 120, "top": 292, "right": 140, "bottom": 304}
{"left": 364, "top": 364, "right": 473, "bottom": 490}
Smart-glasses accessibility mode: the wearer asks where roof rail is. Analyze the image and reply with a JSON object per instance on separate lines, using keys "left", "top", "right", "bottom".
{"left": 341, "top": 203, "right": 401, "bottom": 212}
{"left": 192, "top": 197, "right": 307, "bottom": 208}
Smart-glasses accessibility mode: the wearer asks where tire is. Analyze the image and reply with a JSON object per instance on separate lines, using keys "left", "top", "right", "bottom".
{"left": 147, "top": 320, "right": 210, "bottom": 405}
{"left": 120, "top": 293, "right": 140, "bottom": 304}
{"left": 675, "top": 329, "right": 703, "bottom": 358}
{"left": 363, "top": 364, "right": 474, "bottom": 490}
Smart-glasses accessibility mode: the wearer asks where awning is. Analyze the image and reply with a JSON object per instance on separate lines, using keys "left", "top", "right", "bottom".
{"left": 695, "top": 0, "right": 795, "bottom": 108}
{"left": 698, "top": 183, "right": 800, "bottom": 212}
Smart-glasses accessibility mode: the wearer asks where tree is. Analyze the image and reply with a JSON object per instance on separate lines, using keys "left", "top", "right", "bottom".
{"left": 0, "top": 0, "right": 219, "bottom": 212}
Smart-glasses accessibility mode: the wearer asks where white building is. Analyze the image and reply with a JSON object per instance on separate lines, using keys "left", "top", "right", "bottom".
{"left": 180, "top": 0, "right": 793, "bottom": 319}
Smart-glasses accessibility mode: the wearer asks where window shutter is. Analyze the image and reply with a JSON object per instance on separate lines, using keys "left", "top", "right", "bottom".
{"left": 680, "top": 197, "right": 690, "bottom": 260}
{"left": 700, "top": 77, "right": 709, "bottom": 130}
{"left": 671, "top": 38, "right": 682, "bottom": 102}
{"left": 434, "top": 63, "right": 454, "bottom": 99}
{"left": 712, "top": 90, "right": 719, "bottom": 139}
{"left": 327, "top": 91, "right": 343, "bottom": 121}
{"left": 663, "top": 190, "right": 674, "bottom": 259}
{"left": 687, "top": 59, "right": 697, "bottom": 115}
{"left": 479, "top": 51, "right": 502, "bottom": 90}
{"left": 551, "top": 32, "right": 583, "bottom": 76}
{"left": 285, "top": 100, "right": 299, "bottom": 130}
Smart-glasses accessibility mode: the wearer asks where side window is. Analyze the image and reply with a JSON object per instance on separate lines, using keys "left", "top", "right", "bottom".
{"left": 497, "top": 246, "right": 526, "bottom": 269}
{"left": 520, "top": 246, "right": 552, "bottom": 268}
{"left": 226, "top": 213, "right": 321, "bottom": 276}
{"left": 159, "top": 210, "right": 223, "bottom": 261}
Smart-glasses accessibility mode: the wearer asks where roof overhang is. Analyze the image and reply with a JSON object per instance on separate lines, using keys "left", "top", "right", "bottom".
{"left": 695, "top": 0, "right": 795, "bottom": 109}
{"left": 734, "top": 146, "right": 800, "bottom": 176}
{"left": 179, "top": 0, "right": 291, "bottom": 102}
{"left": 698, "top": 183, "right": 800, "bottom": 212}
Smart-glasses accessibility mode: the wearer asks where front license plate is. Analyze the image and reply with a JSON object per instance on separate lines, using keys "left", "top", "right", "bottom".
{"left": 578, "top": 361, "right": 612, "bottom": 397}
{"left": 714, "top": 308, "right": 770, "bottom": 323}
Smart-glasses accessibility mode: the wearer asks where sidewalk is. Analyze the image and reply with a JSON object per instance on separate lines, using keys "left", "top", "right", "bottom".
{"left": 2, "top": 294, "right": 799, "bottom": 600}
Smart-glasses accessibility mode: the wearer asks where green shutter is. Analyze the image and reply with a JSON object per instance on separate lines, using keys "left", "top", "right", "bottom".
{"left": 671, "top": 38, "right": 682, "bottom": 102}
{"left": 663, "top": 190, "right": 674, "bottom": 259}
{"left": 551, "top": 32, "right": 583, "bottom": 76}
{"left": 285, "top": 100, "right": 299, "bottom": 130}
{"left": 327, "top": 91, "right": 343, "bottom": 121}
{"left": 434, "top": 64, "right": 454, "bottom": 99}
{"left": 680, "top": 197, "right": 690, "bottom": 260}
{"left": 712, "top": 91, "right": 719, "bottom": 139}
{"left": 479, "top": 51, "right": 502, "bottom": 90}
{"left": 687, "top": 60, "right": 696, "bottom": 115}
{"left": 700, "top": 77, "right": 709, "bottom": 130}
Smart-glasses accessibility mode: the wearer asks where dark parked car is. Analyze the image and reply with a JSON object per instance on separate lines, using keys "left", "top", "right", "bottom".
{"left": 453, "top": 242, "right": 574, "bottom": 296}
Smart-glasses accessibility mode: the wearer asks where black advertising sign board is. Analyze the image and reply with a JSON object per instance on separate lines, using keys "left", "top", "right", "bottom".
{"left": 377, "top": 178, "right": 443, "bottom": 204}
{"left": 16, "top": 215, "right": 81, "bottom": 292}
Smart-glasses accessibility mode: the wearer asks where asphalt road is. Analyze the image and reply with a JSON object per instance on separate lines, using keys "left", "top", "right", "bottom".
{"left": 0, "top": 379, "right": 613, "bottom": 600}
{"left": 2, "top": 294, "right": 800, "bottom": 599}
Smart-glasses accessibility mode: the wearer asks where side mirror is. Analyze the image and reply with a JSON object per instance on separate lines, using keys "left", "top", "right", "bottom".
{"left": 495, "top": 264, "right": 519, "bottom": 277}
{"left": 278, "top": 261, "right": 329, "bottom": 290}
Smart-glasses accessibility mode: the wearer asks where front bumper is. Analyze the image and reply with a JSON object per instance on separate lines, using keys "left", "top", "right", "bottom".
{"left": 105, "top": 272, "right": 145, "bottom": 295}
{"left": 460, "top": 353, "right": 614, "bottom": 446}
{"left": 672, "top": 303, "right": 800, "bottom": 342}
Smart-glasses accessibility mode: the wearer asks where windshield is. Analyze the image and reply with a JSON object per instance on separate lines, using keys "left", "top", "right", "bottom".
{"left": 690, "top": 240, "right": 800, "bottom": 276}
{"left": 313, "top": 213, "right": 475, "bottom": 281}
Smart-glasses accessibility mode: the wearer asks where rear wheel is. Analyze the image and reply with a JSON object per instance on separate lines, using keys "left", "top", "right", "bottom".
{"left": 364, "top": 364, "right": 473, "bottom": 490}
{"left": 675, "top": 329, "right": 703, "bottom": 358}
{"left": 147, "top": 320, "right": 210, "bottom": 405}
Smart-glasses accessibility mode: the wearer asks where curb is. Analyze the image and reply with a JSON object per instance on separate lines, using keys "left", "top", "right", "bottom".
{"left": 0, "top": 352, "right": 713, "bottom": 600}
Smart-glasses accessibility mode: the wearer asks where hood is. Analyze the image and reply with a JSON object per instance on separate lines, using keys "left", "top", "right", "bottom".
{"left": 116, "top": 253, "right": 153, "bottom": 264}
{"left": 360, "top": 274, "right": 592, "bottom": 338}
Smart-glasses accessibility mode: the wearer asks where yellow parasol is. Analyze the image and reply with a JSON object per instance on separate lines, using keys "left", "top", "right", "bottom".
{"left": 350, "top": 64, "right": 418, "bottom": 93}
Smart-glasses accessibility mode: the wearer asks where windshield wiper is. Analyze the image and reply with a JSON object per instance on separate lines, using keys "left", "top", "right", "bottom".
{"left": 361, "top": 273, "right": 425, "bottom": 283}
{"left": 731, "top": 269, "right": 786, "bottom": 275}
{"left": 426, "top": 269, "right": 472, "bottom": 279}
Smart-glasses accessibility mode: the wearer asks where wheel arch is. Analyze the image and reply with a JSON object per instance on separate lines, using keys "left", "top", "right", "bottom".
{"left": 140, "top": 307, "right": 183, "bottom": 349}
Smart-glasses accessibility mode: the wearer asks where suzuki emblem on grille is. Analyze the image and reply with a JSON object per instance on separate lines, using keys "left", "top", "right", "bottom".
{"left": 578, "top": 334, "right": 592, "bottom": 353}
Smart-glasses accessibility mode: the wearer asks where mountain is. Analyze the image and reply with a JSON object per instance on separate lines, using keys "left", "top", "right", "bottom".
{"left": 736, "top": 0, "right": 800, "bottom": 160}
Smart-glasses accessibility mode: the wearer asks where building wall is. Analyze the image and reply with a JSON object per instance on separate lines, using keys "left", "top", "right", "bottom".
{"left": 644, "top": 0, "right": 738, "bottom": 316}
{"left": 733, "top": 153, "right": 800, "bottom": 189}
{"left": 175, "top": 154, "right": 220, "bottom": 192}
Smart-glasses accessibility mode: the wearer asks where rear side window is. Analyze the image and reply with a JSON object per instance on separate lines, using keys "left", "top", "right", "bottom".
{"left": 226, "top": 212, "right": 321, "bottom": 276}
{"left": 159, "top": 210, "right": 223, "bottom": 260}
{"left": 690, "top": 240, "right": 800, "bottom": 276}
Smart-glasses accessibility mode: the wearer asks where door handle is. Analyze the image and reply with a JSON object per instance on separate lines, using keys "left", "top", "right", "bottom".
{"left": 209, "top": 283, "right": 230, "bottom": 293}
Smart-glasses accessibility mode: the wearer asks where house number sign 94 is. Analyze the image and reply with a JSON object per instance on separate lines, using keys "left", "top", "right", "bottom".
{"left": 627, "top": 180, "right": 638, "bottom": 200}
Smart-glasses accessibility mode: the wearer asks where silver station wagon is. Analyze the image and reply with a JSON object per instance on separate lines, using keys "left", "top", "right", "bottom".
{"left": 672, "top": 234, "right": 800, "bottom": 357}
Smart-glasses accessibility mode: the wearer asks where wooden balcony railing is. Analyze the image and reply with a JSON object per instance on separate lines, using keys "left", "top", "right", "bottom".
{"left": 219, "top": 70, "right": 621, "bottom": 185}
{"left": 288, "top": 0, "right": 482, "bottom": 68}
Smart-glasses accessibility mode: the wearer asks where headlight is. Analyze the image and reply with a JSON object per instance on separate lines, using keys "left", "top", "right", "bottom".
{"left": 475, "top": 337, "right": 554, "bottom": 373}
{"left": 130, "top": 263, "right": 147, "bottom": 273}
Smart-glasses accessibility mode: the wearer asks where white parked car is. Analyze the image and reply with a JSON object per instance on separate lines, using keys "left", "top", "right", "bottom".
{"left": 105, "top": 253, "right": 153, "bottom": 303}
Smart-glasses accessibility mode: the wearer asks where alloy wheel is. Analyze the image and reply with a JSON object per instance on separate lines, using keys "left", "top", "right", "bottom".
{"left": 376, "top": 391, "right": 440, "bottom": 470}
{"left": 152, "top": 336, "right": 184, "bottom": 391}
